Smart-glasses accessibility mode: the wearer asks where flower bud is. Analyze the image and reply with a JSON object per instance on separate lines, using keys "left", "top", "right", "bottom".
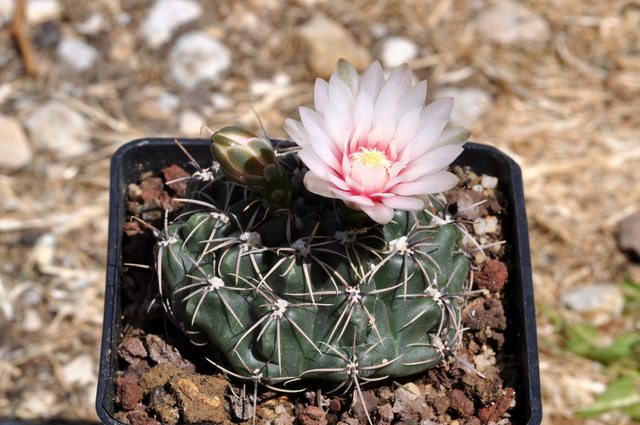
{"left": 211, "top": 126, "right": 291, "bottom": 208}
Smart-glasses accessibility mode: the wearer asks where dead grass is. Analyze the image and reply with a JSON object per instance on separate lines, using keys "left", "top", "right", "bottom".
{"left": 1, "top": 0, "right": 639, "bottom": 423}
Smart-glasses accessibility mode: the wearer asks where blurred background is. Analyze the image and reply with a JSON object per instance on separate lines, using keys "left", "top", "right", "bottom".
{"left": 1, "top": 0, "right": 639, "bottom": 424}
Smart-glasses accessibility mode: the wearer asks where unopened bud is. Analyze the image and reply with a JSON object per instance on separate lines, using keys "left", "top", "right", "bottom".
{"left": 211, "top": 126, "right": 291, "bottom": 208}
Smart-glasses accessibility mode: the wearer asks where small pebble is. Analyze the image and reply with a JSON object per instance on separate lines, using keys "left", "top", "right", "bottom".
{"left": 140, "top": 0, "right": 203, "bottom": 49}
{"left": 561, "top": 283, "right": 625, "bottom": 325}
{"left": 61, "top": 354, "right": 96, "bottom": 386}
{"left": 75, "top": 12, "right": 107, "bottom": 35}
{"left": 481, "top": 175, "right": 499, "bottom": 189}
{"left": 297, "top": 13, "right": 372, "bottom": 78}
{"left": 473, "top": 216, "right": 499, "bottom": 235}
{"left": 435, "top": 87, "right": 493, "bottom": 128}
{"left": 25, "top": 100, "right": 91, "bottom": 158}
{"left": 178, "top": 109, "right": 205, "bottom": 136}
{"left": 169, "top": 31, "right": 231, "bottom": 89}
{"left": 0, "top": 0, "right": 15, "bottom": 24}
{"left": 22, "top": 309, "right": 43, "bottom": 332}
{"left": 476, "top": 0, "right": 551, "bottom": 45}
{"left": 380, "top": 36, "right": 419, "bottom": 68}
{"left": 25, "top": 0, "right": 61, "bottom": 24}
{"left": 57, "top": 38, "right": 99, "bottom": 72}
{"left": 0, "top": 114, "right": 32, "bottom": 170}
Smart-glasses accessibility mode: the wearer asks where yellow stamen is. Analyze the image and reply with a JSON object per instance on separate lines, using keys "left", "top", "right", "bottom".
{"left": 349, "top": 147, "right": 392, "bottom": 171}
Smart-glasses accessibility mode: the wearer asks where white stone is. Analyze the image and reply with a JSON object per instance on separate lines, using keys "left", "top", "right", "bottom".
{"left": 170, "top": 31, "right": 231, "bottom": 90}
{"left": 25, "top": 0, "right": 61, "bottom": 25}
{"left": 435, "top": 87, "right": 493, "bottom": 128}
{"left": 561, "top": 283, "right": 625, "bottom": 325}
{"left": 22, "top": 309, "right": 43, "bottom": 332}
{"left": 210, "top": 92, "right": 233, "bottom": 110}
{"left": 140, "top": 0, "right": 203, "bottom": 49}
{"left": 75, "top": 12, "right": 107, "bottom": 35}
{"left": 56, "top": 38, "right": 99, "bottom": 72}
{"left": 178, "top": 109, "right": 205, "bottom": 136}
{"left": 473, "top": 216, "right": 499, "bottom": 235}
{"left": 0, "top": 114, "right": 32, "bottom": 170}
{"left": 380, "top": 36, "right": 419, "bottom": 68}
{"left": 477, "top": 0, "right": 550, "bottom": 45}
{"left": 25, "top": 100, "right": 91, "bottom": 158}
{"left": 481, "top": 175, "right": 499, "bottom": 189}
{"left": 297, "top": 14, "right": 372, "bottom": 78}
{"left": 0, "top": 0, "right": 15, "bottom": 24}
{"left": 61, "top": 354, "right": 96, "bottom": 386}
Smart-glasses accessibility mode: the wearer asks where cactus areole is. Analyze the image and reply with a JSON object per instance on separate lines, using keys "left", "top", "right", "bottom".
{"left": 157, "top": 59, "right": 472, "bottom": 390}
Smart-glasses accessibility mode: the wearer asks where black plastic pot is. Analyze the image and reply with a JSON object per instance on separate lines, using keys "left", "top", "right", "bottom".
{"left": 97, "top": 138, "right": 542, "bottom": 425}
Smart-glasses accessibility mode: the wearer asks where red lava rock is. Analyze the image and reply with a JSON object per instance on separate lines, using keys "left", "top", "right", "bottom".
{"left": 116, "top": 377, "right": 142, "bottom": 410}
{"left": 162, "top": 164, "right": 190, "bottom": 197}
{"left": 145, "top": 334, "right": 195, "bottom": 371}
{"left": 462, "top": 297, "right": 507, "bottom": 331}
{"left": 478, "top": 387, "right": 515, "bottom": 423}
{"left": 329, "top": 398, "right": 342, "bottom": 413}
{"left": 297, "top": 405, "right": 328, "bottom": 425}
{"left": 449, "top": 389, "right": 475, "bottom": 418}
{"left": 376, "top": 403, "right": 395, "bottom": 425}
{"left": 125, "top": 410, "right": 161, "bottom": 425}
{"left": 351, "top": 390, "right": 377, "bottom": 424}
{"left": 426, "top": 389, "right": 449, "bottom": 416}
{"left": 118, "top": 334, "right": 148, "bottom": 365}
{"left": 475, "top": 260, "right": 508, "bottom": 292}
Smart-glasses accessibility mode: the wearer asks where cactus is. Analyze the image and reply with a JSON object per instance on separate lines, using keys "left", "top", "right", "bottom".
{"left": 156, "top": 126, "right": 471, "bottom": 395}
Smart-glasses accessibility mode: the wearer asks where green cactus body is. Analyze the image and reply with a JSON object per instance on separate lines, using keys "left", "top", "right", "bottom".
{"left": 158, "top": 141, "right": 470, "bottom": 387}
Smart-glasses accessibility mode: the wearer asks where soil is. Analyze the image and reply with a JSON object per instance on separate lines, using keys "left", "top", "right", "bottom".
{"left": 113, "top": 160, "right": 517, "bottom": 425}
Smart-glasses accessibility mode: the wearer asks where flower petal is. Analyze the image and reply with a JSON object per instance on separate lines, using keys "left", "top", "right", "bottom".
{"left": 334, "top": 58, "right": 360, "bottom": 98}
{"left": 401, "top": 144, "right": 464, "bottom": 182}
{"left": 314, "top": 78, "right": 330, "bottom": 116}
{"left": 381, "top": 195, "right": 425, "bottom": 210}
{"left": 391, "top": 171, "right": 459, "bottom": 196}
{"left": 304, "top": 171, "right": 340, "bottom": 198}
{"left": 361, "top": 202, "right": 395, "bottom": 224}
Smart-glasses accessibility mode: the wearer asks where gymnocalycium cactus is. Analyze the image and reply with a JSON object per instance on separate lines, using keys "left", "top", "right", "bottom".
{"left": 156, "top": 59, "right": 472, "bottom": 413}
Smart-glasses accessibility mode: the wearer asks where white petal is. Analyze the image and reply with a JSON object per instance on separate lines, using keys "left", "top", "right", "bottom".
{"left": 361, "top": 203, "right": 395, "bottom": 224}
{"left": 334, "top": 58, "right": 360, "bottom": 98}
{"left": 304, "top": 171, "right": 339, "bottom": 198}
{"left": 314, "top": 78, "right": 330, "bottom": 116}
{"left": 360, "top": 61, "right": 385, "bottom": 102}
{"left": 401, "top": 145, "right": 464, "bottom": 182}
{"left": 395, "top": 80, "right": 427, "bottom": 121}
{"left": 298, "top": 150, "right": 340, "bottom": 181}
{"left": 353, "top": 90, "right": 375, "bottom": 135}
{"left": 393, "top": 107, "right": 422, "bottom": 151}
{"left": 381, "top": 195, "right": 425, "bottom": 210}
{"left": 399, "top": 118, "right": 449, "bottom": 163}
{"left": 433, "top": 127, "right": 471, "bottom": 148}
{"left": 299, "top": 107, "right": 342, "bottom": 171}
{"left": 391, "top": 171, "right": 459, "bottom": 196}
{"left": 372, "top": 64, "right": 412, "bottom": 127}
{"left": 283, "top": 118, "right": 311, "bottom": 148}
{"left": 328, "top": 74, "right": 355, "bottom": 112}
{"left": 342, "top": 193, "right": 374, "bottom": 206}
{"left": 420, "top": 97, "right": 454, "bottom": 125}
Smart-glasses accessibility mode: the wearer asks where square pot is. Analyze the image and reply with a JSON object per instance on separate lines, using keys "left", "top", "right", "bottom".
{"left": 97, "top": 139, "right": 542, "bottom": 424}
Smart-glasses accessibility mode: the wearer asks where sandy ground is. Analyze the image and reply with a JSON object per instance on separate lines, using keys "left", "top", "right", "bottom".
{"left": 1, "top": 0, "right": 639, "bottom": 424}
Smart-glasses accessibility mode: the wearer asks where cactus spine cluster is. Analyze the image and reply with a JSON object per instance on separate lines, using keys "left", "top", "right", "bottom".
{"left": 156, "top": 127, "right": 470, "bottom": 393}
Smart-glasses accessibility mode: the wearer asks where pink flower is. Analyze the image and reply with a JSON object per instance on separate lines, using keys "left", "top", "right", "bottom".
{"left": 284, "top": 59, "right": 471, "bottom": 225}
